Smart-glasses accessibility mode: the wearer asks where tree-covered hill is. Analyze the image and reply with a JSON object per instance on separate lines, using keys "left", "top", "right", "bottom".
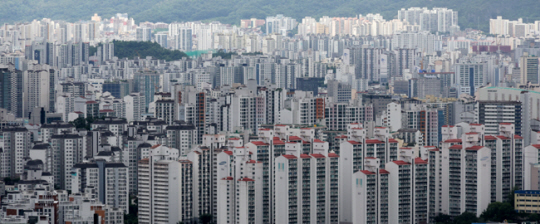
{"left": 1, "top": 0, "right": 539, "bottom": 31}
{"left": 90, "top": 41, "right": 188, "bottom": 61}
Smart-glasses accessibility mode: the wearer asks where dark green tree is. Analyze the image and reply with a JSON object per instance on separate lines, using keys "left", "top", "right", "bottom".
{"left": 433, "top": 213, "right": 452, "bottom": 224}
{"left": 71, "top": 117, "right": 87, "bottom": 129}
{"left": 453, "top": 212, "right": 479, "bottom": 224}
{"left": 124, "top": 195, "right": 139, "bottom": 224}
{"left": 200, "top": 214, "right": 213, "bottom": 224}
{"left": 114, "top": 40, "right": 188, "bottom": 61}
{"left": 507, "top": 186, "right": 518, "bottom": 207}
{"left": 480, "top": 201, "right": 517, "bottom": 222}
{"left": 212, "top": 50, "right": 237, "bottom": 59}
{"left": 528, "top": 213, "right": 540, "bottom": 222}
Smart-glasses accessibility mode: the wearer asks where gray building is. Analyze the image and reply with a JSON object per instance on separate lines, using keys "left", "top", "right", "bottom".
{"left": 327, "top": 79, "right": 352, "bottom": 103}
{"left": 296, "top": 77, "right": 324, "bottom": 96}
{"left": 360, "top": 94, "right": 393, "bottom": 116}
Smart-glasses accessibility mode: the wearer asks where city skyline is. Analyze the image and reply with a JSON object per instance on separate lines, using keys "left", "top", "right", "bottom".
{"left": 2, "top": 3, "right": 540, "bottom": 224}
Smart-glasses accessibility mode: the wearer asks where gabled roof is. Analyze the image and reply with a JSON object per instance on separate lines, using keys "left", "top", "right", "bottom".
{"left": 484, "top": 135, "right": 497, "bottom": 140}
{"left": 273, "top": 139, "right": 285, "bottom": 145}
{"left": 238, "top": 177, "right": 255, "bottom": 181}
{"left": 449, "top": 145, "right": 463, "bottom": 150}
{"left": 393, "top": 160, "right": 411, "bottom": 166}
{"left": 466, "top": 146, "right": 484, "bottom": 151}
{"left": 444, "top": 139, "right": 462, "bottom": 143}
{"left": 497, "top": 136, "right": 510, "bottom": 140}
{"left": 414, "top": 158, "right": 428, "bottom": 164}
{"left": 328, "top": 153, "right": 339, "bottom": 158}
{"left": 360, "top": 170, "right": 376, "bottom": 175}
{"left": 300, "top": 154, "right": 311, "bottom": 159}
{"left": 282, "top": 154, "right": 297, "bottom": 160}
{"left": 514, "top": 135, "right": 524, "bottom": 139}
{"left": 366, "top": 139, "right": 385, "bottom": 144}
{"left": 379, "top": 169, "right": 390, "bottom": 174}
{"left": 251, "top": 141, "right": 268, "bottom": 146}
{"left": 388, "top": 138, "right": 398, "bottom": 143}
{"left": 224, "top": 151, "right": 233, "bottom": 155}
{"left": 311, "top": 154, "right": 325, "bottom": 158}
{"left": 289, "top": 136, "right": 302, "bottom": 141}
{"left": 313, "top": 139, "right": 325, "bottom": 143}
{"left": 348, "top": 140, "right": 361, "bottom": 145}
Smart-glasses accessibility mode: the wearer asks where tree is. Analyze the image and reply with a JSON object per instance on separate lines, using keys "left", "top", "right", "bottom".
{"left": 528, "top": 213, "right": 540, "bottom": 222}
{"left": 480, "top": 201, "right": 517, "bottom": 222}
{"left": 212, "top": 50, "right": 237, "bottom": 59}
{"left": 453, "top": 212, "right": 479, "bottom": 224}
{"left": 200, "top": 214, "right": 213, "bottom": 224}
{"left": 71, "top": 117, "right": 86, "bottom": 129}
{"left": 70, "top": 116, "right": 97, "bottom": 130}
{"left": 433, "top": 213, "right": 452, "bottom": 224}
{"left": 507, "top": 186, "right": 518, "bottom": 207}
{"left": 125, "top": 195, "right": 139, "bottom": 224}
{"left": 3, "top": 177, "right": 19, "bottom": 185}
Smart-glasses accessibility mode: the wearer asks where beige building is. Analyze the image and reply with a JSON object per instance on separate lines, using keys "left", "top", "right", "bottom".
{"left": 515, "top": 190, "right": 540, "bottom": 213}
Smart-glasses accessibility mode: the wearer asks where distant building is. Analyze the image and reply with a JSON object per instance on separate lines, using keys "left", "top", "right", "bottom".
{"left": 103, "top": 80, "right": 130, "bottom": 99}
{"left": 136, "top": 27, "right": 152, "bottom": 42}
{"left": 327, "top": 79, "right": 352, "bottom": 103}
{"left": 520, "top": 52, "right": 540, "bottom": 85}
{"left": 295, "top": 77, "right": 324, "bottom": 96}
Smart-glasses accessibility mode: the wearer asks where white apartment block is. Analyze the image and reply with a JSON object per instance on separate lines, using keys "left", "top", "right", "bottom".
{"left": 24, "top": 68, "right": 52, "bottom": 113}
{"left": 124, "top": 93, "right": 146, "bottom": 122}
{"left": 325, "top": 102, "right": 374, "bottom": 131}
{"left": 279, "top": 91, "right": 325, "bottom": 125}
{"left": 275, "top": 151, "right": 339, "bottom": 223}
{"left": 50, "top": 133, "right": 85, "bottom": 190}
{"left": 438, "top": 139, "right": 491, "bottom": 216}
{"left": 339, "top": 124, "right": 399, "bottom": 223}
{"left": 154, "top": 99, "right": 175, "bottom": 125}
{"left": 138, "top": 159, "right": 194, "bottom": 224}
{"left": 71, "top": 160, "right": 129, "bottom": 213}
{"left": 352, "top": 158, "right": 390, "bottom": 224}
{"left": 217, "top": 159, "right": 264, "bottom": 224}
{"left": 386, "top": 155, "right": 429, "bottom": 223}
{"left": 165, "top": 122, "right": 198, "bottom": 156}
{"left": 384, "top": 102, "right": 402, "bottom": 132}
{"left": 432, "top": 122, "right": 523, "bottom": 218}
{"left": 39, "top": 122, "right": 76, "bottom": 143}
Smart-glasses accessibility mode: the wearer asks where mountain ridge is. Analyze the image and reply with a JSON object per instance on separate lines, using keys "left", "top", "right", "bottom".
{"left": 1, "top": 0, "right": 539, "bottom": 31}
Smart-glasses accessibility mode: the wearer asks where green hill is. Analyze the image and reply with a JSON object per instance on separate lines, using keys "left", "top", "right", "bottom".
{"left": 90, "top": 41, "right": 188, "bottom": 60}
{"left": 1, "top": 0, "right": 539, "bottom": 31}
